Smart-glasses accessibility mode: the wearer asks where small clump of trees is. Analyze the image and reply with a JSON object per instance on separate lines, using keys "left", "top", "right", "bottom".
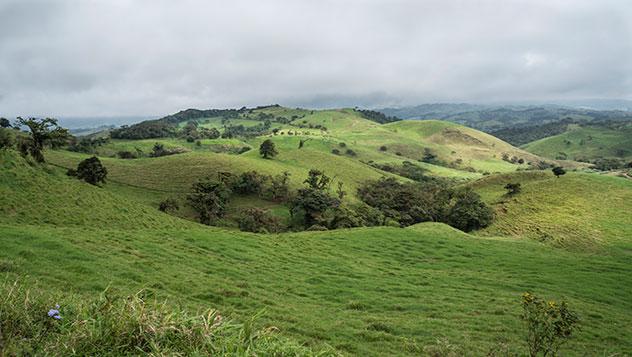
{"left": 15, "top": 117, "right": 69, "bottom": 162}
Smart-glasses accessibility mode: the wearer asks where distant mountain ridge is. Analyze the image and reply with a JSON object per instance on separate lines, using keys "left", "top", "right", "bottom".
{"left": 378, "top": 103, "right": 632, "bottom": 132}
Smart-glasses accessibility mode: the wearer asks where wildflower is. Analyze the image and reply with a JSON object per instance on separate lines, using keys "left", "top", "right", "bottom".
{"left": 48, "top": 306, "right": 62, "bottom": 320}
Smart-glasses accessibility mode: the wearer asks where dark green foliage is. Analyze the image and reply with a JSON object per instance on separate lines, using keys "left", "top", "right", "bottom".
{"left": 552, "top": 167, "right": 566, "bottom": 178}
{"left": 237, "top": 207, "right": 281, "bottom": 233}
{"left": 379, "top": 145, "right": 387, "bottom": 151}
{"left": 187, "top": 178, "right": 231, "bottom": 225}
{"left": 421, "top": 147, "right": 439, "bottom": 164}
{"left": 358, "top": 178, "right": 449, "bottom": 227}
{"left": 290, "top": 170, "right": 340, "bottom": 228}
{"left": 331, "top": 148, "right": 340, "bottom": 155}
{"left": 338, "top": 142, "right": 347, "bottom": 148}
{"left": 259, "top": 139, "right": 278, "bottom": 159}
{"left": 521, "top": 292, "right": 580, "bottom": 357}
{"left": 262, "top": 171, "right": 291, "bottom": 202}
{"left": 75, "top": 156, "right": 108, "bottom": 185}
{"left": 345, "top": 149, "right": 357, "bottom": 156}
{"left": 16, "top": 117, "right": 69, "bottom": 162}
{"left": 111, "top": 120, "right": 175, "bottom": 139}
{"left": 492, "top": 119, "right": 574, "bottom": 146}
{"left": 158, "top": 198, "right": 180, "bottom": 213}
{"left": 303, "top": 169, "right": 331, "bottom": 190}
{"left": 67, "top": 137, "right": 110, "bottom": 154}
{"left": 355, "top": 109, "right": 401, "bottom": 124}
{"left": 504, "top": 182, "right": 522, "bottom": 195}
{"left": 445, "top": 189, "right": 494, "bottom": 232}
{"left": 232, "top": 171, "right": 269, "bottom": 195}
{"left": 150, "top": 143, "right": 186, "bottom": 157}
{"left": 0, "top": 128, "right": 15, "bottom": 149}
{"left": 0, "top": 117, "right": 11, "bottom": 128}
{"left": 117, "top": 150, "right": 139, "bottom": 159}
{"left": 591, "top": 158, "right": 628, "bottom": 171}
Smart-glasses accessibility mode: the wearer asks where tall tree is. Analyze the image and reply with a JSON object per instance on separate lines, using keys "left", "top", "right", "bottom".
{"left": 16, "top": 117, "right": 69, "bottom": 162}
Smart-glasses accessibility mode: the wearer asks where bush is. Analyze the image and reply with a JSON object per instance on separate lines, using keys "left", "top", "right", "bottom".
{"left": 504, "top": 182, "right": 522, "bottom": 195}
{"left": 0, "top": 128, "right": 15, "bottom": 149}
{"left": 158, "top": 198, "right": 180, "bottom": 213}
{"left": 0, "top": 281, "right": 318, "bottom": 356}
{"left": 237, "top": 207, "right": 281, "bottom": 233}
{"left": 345, "top": 149, "right": 357, "bottom": 156}
{"left": 117, "top": 150, "right": 138, "bottom": 159}
{"left": 232, "top": 171, "right": 269, "bottom": 195}
{"left": 445, "top": 189, "right": 494, "bottom": 232}
{"left": 552, "top": 166, "right": 566, "bottom": 178}
{"left": 259, "top": 139, "right": 278, "bottom": 159}
{"left": 331, "top": 148, "right": 340, "bottom": 155}
{"left": 379, "top": 145, "right": 387, "bottom": 151}
{"left": 75, "top": 156, "right": 108, "bottom": 185}
{"left": 521, "top": 292, "right": 579, "bottom": 357}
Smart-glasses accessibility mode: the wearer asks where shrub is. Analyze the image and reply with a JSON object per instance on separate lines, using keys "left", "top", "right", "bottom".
{"left": 345, "top": 149, "right": 357, "bottom": 156}
{"left": 331, "top": 148, "right": 340, "bottom": 155}
{"left": 552, "top": 166, "right": 566, "bottom": 178}
{"left": 237, "top": 207, "right": 281, "bottom": 233}
{"left": 262, "top": 171, "right": 291, "bottom": 202}
{"left": 0, "top": 128, "right": 15, "bottom": 149}
{"left": 504, "top": 182, "right": 522, "bottom": 196}
{"left": 117, "top": 150, "right": 138, "bottom": 159}
{"left": 232, "top": 171, "right": 269, "bottom": 195}
{"left": 158, "top": 198, "right": 180, "bottom": 213}
{"left": 379, "top": 145, "right": 387, "bottom": 151}
{"left": 75, "top": 156, "right": 108, "bottom": 185}
{"left": 445, "top": 189, "right": 494, "bottom": 232}
{"left": 338, "top": 142, "right": 347, "bottom": 148}
{"left": 521, "top": 292, "right": 579, "bottom": 357}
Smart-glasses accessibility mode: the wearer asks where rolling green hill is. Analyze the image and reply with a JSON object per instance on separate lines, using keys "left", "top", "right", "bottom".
{"left": 1, "top": 152, "right": 632, "bottom": 355}
{"left": 522, "top": 122, "right": 632, "bottom": 163}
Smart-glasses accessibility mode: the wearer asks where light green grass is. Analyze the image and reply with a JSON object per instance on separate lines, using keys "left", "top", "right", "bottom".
{"left": 523, "top": 124, "right": 632, "bottom": 161}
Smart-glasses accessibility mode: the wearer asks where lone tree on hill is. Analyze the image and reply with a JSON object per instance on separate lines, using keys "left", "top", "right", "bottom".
{"left": 76, "top": 156, "right": 108, "bottom": 185}
{"left": 259, "top": 139, "right": 278, "bottom": 159}
{"left": 16, "top": 117, "right": 69, "bottom": 162}
{"left": 552, "top": 166, "right": 566, "bottom": 178}
{"left": 187, "top": 178, "right": 231, "bottom": 225}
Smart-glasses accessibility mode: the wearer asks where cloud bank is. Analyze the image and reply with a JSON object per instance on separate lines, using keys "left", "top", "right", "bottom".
{"left": 0, "top": 0, "right": 630, "bottom": 117}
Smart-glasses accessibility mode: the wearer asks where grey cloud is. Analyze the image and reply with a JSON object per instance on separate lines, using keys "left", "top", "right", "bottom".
{"left": 0, "top": 0, "right": 630, "bottom": 118}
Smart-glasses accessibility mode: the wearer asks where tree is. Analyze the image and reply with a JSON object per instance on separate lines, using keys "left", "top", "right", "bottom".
{"left": 232, "top": 171, "right": 269, "bottom": 195}
{"left": 290, "top": 170, "right": 340, "bottom": 228}
{"left": 304, "top": 169, "right": 331, "bottom": 190}
{"left": 552, "top": 166, "right": 566, "bottom": 178}
{"left": 0, "top": 118, "right": 11, "bottom": 128}
{"left": 263, "top": 171, "right": 291, "bottom": 201}
{"left": 75, "top": 156, "right": 108, "bottom": 185}
{"left": 259, "top": 139, "right": 278, "bottom": 159}
{"left": 445, "top": 189, "right": 494, "bottom": 232}
{"left": 187, "top": 178, "right": 231, "bottom": 225}
{"left": 16, "top": 117, "right": 69, "bottom": 162}
{"left": 504, "top": 182, "right": 522, "bottom": 196}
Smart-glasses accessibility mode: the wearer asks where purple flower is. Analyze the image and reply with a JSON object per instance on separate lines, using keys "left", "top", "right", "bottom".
{"left": 48, "top": 306, "right": 62, "bottom": 320}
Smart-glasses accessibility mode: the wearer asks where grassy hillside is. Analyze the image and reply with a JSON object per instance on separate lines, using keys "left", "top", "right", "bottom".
{"left": 469, "top": 171, "right": 632, "bottom": 249}
{"left": 523, "top": 122, "right": 632, "bottom": 162}
{"left": 2, "top": 151, "right": 632, "bottom": 355}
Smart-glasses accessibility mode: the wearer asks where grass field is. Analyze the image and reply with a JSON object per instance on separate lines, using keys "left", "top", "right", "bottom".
{"left": 523, "top": 123, "right": 632, "bottom": 161}
{"left": 2, "top": 150, "right": 632, "bottom": 355}
{"left": 3, "top": 107, "right": 631, "bottom": 355}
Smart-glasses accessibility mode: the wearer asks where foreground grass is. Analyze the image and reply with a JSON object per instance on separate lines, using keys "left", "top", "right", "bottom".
{"left": 0, "top": 280, "right": 326, "bottom": 356}
{"left": 1, "top": 224, "right": 630, "bottom": 355}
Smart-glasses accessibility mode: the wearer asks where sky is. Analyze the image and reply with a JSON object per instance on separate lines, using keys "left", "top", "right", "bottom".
{"left": 0, "top": 0, "right": 631, "bottom": 118}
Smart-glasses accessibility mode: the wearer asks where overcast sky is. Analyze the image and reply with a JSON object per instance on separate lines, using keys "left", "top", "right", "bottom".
{"left": 1, "top": 0, "right": 631, "bottom": 118}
